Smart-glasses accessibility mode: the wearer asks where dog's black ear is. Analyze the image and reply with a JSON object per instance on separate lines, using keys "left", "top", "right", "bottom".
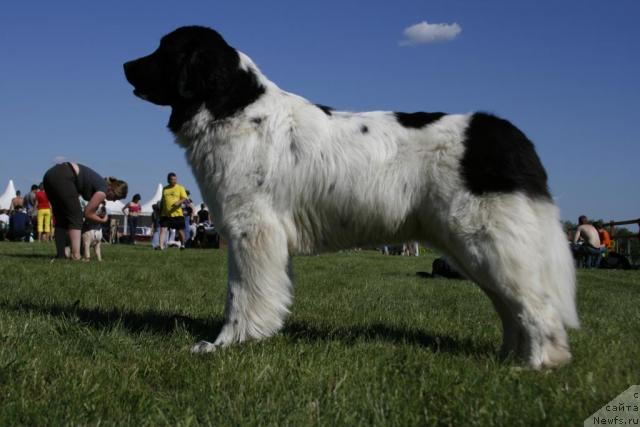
{"left": 178, "top": 46, "right": 237, "bottom": 100}
{"left": 171, "top": 28, "right": 265, "bottom": 123}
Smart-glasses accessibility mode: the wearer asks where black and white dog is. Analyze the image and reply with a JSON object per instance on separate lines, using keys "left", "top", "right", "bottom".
{"left": 124, "top": 26, "right": 578, "bottom": 368}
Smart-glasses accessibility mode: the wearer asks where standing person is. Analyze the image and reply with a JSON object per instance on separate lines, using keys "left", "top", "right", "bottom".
{"left": 150, "top": 202, "right": 163, "bottom": 249}
{"left": 34, "top": 183, "right": 52, "bottom": 242}
{"left": 25, "top": 184, "right": 39, "bottom": 233}
{"left": 0, "top": 210, "right": 10, "bottom": 241}
{"left": 159, "top": 172, "right": 188, "bottom": 250}
{"left": 122, "top": 193, "right": 142, "bottom": 244}
{"left": 9, "top": 190, "right": 24, "bottom": 213}
{"left": 182, "top": 190, "right": 194, "bottom": 248}
{"left": 43, "top": 161, "right": 128, "bottom": 260}
{"left": 194, "top": 204, "right": 210, "bottom": 248}
{"left": 25, "top": 184, "right": 38, "bottom": 220}
{"left": 197, "top": 203, "right": 210, "bottom": 224}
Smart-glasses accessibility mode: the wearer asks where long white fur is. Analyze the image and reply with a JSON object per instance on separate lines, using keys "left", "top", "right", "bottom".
{"left": 179, "top": 52, "right": 578, "bottom": 368}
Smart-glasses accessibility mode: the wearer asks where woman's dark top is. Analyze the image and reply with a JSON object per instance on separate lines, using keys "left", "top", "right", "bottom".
{"left": 77, "top": 164, "right": 108, "bottom": 201}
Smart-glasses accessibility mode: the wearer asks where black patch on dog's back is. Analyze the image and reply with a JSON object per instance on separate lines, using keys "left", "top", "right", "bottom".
{"left": 395, "top": 112, "right": 446, "bottom": 128}
{"left": 316, "top": 104, "right": 333, "bottom": 116}
{"left": 460, "top": 113, "right": 551, "bottom": 199}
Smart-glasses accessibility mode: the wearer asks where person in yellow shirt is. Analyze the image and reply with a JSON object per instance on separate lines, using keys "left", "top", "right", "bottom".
{"left": 159, "top": 172, "right": 189, "bottom": 249}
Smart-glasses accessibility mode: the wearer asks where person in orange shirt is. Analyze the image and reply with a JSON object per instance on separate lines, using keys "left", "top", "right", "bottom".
{"left": 594, "top": 221, "right": 613, "bottom": 252}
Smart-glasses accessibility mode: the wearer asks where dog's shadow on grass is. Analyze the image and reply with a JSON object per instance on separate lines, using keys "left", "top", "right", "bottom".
{"left": 0, "top": 300, "right": 222, "bottom": 339}
{"left": 0, "top": 300, "right": 495, "bottom": 357}
{"left": 283, "top": 321, "right": 495, "bottom": 357}
{"left": 0, "top": 301, "right": 495, "bottom": 355}
{"left": 2, "top": 253, "right": 54, "bottom": 259}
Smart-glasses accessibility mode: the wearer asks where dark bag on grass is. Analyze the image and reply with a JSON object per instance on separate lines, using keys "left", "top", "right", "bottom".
{"left": 432, "top": 257, "right": 464, "bottom": 279}
{"left": 599, "top": 252, "right": 631, "bottom": 270}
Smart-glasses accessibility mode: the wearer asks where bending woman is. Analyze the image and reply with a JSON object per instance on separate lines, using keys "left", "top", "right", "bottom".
{"left": 43, "top": 162, "right": 127, "bottom": 260}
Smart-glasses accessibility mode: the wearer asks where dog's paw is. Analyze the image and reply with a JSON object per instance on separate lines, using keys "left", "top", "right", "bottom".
{"left": 190, "top": 340, "right": 218, "bottom": 354}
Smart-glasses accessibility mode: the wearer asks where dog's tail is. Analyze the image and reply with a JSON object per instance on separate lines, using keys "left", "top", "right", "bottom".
{"left": 537, "top": 202, "right": 580, "bottom": 329}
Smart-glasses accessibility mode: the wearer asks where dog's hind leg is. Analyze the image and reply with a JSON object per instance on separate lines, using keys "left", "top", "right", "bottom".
{"left": 191, "top": 216, "right": 293, "bottom": 353}
{"left": 441, "top": 196, "right": 577, "bottom": 369}
{"left": 480, "top": 287, "right": 523, "bottom": 360}
{"left": 438, "top": 249, "right": 524, "bottom": 360}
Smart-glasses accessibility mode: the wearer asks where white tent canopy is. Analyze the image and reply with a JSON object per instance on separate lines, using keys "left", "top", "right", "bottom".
{"left": 140, "top": 183, "right": 163, "bottom": 215}
{"left": 0, "top": 180, "right": 16, "bottom": 210}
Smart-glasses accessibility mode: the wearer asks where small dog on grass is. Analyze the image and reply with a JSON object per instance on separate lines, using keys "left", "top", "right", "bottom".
{"left": 81, "top": 204, "right": 105, "bottom": 262}
{"left": 124, "top": 26, "right": 578, "bottom": 369}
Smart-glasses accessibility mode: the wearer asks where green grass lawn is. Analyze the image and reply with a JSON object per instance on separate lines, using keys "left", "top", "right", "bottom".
{"left": 0, "top": 241, "right": 638, "bottom": 426}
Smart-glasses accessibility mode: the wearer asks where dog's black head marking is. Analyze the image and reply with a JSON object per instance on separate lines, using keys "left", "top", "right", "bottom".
{"left": 124, "top": 26, "right": 265, "bottom": 132}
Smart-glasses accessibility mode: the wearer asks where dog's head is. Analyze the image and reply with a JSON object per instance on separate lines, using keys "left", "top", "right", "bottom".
{"left": 124, "top": 26, "right": 264, "bottom": 132}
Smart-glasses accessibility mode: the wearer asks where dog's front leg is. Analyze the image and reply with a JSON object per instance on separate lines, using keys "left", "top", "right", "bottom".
{"left": 191, "top": 219, "right": 293, "bottom": 353}
{"left": 81, "top": 232, "right": 91, "bottom": 261}
{"left": 94, "top": 242, "right": 102, "bottom": 262}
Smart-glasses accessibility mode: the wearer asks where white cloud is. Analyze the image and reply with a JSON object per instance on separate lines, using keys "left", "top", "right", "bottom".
{"left": 53, "top": 156, "right": 67, "bottom": 163}
{"left": 400, "top": 21, "right": 461, "bottom": 46}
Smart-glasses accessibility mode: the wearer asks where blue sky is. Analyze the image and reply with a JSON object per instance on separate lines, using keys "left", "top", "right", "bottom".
{"left": 1, "top": 0, "right": 638, "bottom": 223}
